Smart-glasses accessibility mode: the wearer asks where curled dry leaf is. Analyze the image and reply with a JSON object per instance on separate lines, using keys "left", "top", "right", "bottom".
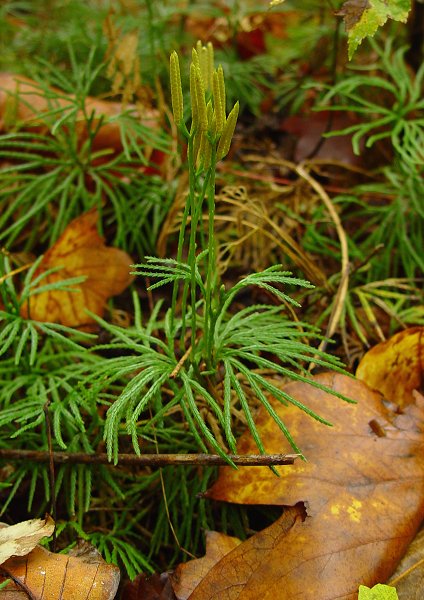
{"left": 20, "top": 208, "right": 134, "bottom": 330}
{"left": 0, "top": 516, "right": 55, "bottom": 566}
{"left": 0, "top": 542, "right": 119, "bottom": 600}
{"left": 356, "top": 327, "right": 424, "bottom": 407}
{"left": 198, "top": 373, "right": 424, "bottom": 599}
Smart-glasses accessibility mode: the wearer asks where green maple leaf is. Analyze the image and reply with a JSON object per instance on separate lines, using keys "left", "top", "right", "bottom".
{"left": 358, "top": 583, "right": 399, "bottom": 600}
{"left": 338, "top": 0, "right": 412, "bottom": 59}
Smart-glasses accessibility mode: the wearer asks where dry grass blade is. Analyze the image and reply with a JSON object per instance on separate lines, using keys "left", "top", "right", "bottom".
{"left": 296, "top": 163, "right": 350, "bottom": 345}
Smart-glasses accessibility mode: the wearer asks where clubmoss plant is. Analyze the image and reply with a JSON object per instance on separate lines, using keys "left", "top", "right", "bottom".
{"left": 99, "top": 43, "right": 350, "bottom": 465}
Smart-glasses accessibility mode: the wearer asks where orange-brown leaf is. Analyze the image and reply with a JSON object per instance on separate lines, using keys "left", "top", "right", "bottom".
{"left": 201, "top": 373, "right": 424, "bottom": 598}
{"left": 356, "top": 326, "right": 424, "bottom": 407}
{"left": 20, "top": 208, "right": 134, "bottom": 329}
{"left": 0, "top": 543, "right": 119, "bottom": 599}
{"left": 171, "top": 531, "right": 242, "bottom": 600}
{"left": 188, "top": 506, "right": 305, "bottom": 600}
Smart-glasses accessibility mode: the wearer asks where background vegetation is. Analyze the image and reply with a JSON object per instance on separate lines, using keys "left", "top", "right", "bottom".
{"left": 0, "top": 0, "right": 422, "bottom": 585}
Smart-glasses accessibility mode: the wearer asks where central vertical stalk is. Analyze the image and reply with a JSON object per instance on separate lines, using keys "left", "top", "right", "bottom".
{"left": 204, "top": 144, "right": 217, "bottom": 368}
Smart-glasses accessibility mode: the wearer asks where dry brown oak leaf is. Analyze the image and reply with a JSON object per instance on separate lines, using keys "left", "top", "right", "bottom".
{"left": 191, "top": 373, "right": 424, "bottom": 600}
{"left": 20, "top": 208, "right": 134, "bottom": 329}
{"left": 0, "top": 543, "right": 120, "bottom": 599}
{"left": 356, "top": 326, "right": 424, "bottom": 407}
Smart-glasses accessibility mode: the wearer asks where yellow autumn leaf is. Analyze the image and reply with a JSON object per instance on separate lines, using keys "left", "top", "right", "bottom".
{"left": 356, "top": 326, "right": 424, "bottom": 407}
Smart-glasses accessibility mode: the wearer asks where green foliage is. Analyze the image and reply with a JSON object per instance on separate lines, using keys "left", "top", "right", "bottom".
{"left": 318, "top": 39, "right": 424, "bottom": 170}
{"left": 358, "top": 583, "right": 399, "bottom": 600}
{"left": 338, "top": 0, "right": 411, "bottom": 59}
{"left": 344, "top": 170, "right": 423, "bottom": 280}
{"left": 0, "top": 0, "right": 420, "bottom": 583}
{"left": 0, "top": 48, "right": 170, "bottom": 254}
{"left": 96, "top": 45, "right": 350, "bottom": 466}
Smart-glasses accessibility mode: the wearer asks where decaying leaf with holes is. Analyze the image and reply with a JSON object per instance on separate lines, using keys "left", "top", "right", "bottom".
{"left": 20, "top": 208, "right": 134, "bottom": 330}
{"left": 356, "top": 326, "right": 424, "bottom": 407}
{"left": 191, "top": 373, "right": 424, "bottom": 599}
{"left": 0, "top": 539, "right": 119, "bottom": 599}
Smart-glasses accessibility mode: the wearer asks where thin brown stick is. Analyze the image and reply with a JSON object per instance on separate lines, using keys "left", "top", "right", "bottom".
{"left": 0, "top": 450, "right": 299, "bottom": 466}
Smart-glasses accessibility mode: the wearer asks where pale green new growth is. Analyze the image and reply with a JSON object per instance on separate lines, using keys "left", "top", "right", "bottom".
{"left": 195, "top": 40, "right": 214, "bottom": 90}
{"left": 170, "top": 51, "right": 183, "bottom": 126}
{"left": 217, "top": 101, "right": 239, "bottom": 160}
{"left": 189, "top": 62, "right": 199, "bottom": 130}
{"left": 213, "top": 67, "right": 225, "bottom": 135}
{"left": 177, "top": 43, "right": 237, "bottom": 153}
{"left": 206, "top": 42, "right": 214, "bottom": 90}
{"left": 191, "top": 47, "right": 201, "bottom": 79}
{"left": 194, "top": 66, "right": 208, "bottom": 131}
{"left": 358, "top": 583, "right": 398, "bottom": 599}
{"left": 198, "top": 131, "right": 211, "bottom": 169}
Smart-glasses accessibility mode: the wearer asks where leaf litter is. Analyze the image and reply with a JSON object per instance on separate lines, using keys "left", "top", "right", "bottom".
{"left": 166, "top": 372, "right": 424, "bottom": 599}
{"left": 0, "top": 522, "right": 120, "bottom": 600}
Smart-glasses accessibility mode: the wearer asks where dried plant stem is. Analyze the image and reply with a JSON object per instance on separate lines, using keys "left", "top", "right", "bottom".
{"left": 296, "top": 163, "right": 350, "bottom": 356}
{"left": 0, "top": 262, "right": 32, "bottom": 283}
{"left": 0, "top": 450, "right": 299, "bottom": 466}
{"left": 388, "top": 556, "right": 424, "bottom": 587}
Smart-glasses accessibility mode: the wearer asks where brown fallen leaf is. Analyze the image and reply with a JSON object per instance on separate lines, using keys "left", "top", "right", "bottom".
{"left": 281, "top": 112, "right": 363, "bottom": 164}
{"left": 171, "top": 532, "right": 242, "bottom": 600}
{"left": 356, "top": 326, "right": 424, "bottom": 407}
{"left": 0, "top": 542, "right": 119, "bottom": 600}
{"left": 385, "top": 391, "right": 424, "bottom": 600}
{"left": 388, "top": 527, "right": 424, "bottom": 600}
{"left": 195, "top": 373, "right": 424, "bottom": 599}
{"left": 190, "top": 507, "right": 306, "bottom": 600}
{"left": 0, "top": 72, "right": 160, "bottom": 156}
{"left": 121, "top": 572, "right": 176, "bottom": 600}
{"left": 20, "top": 208, "right": 134, "bottom": 329}
{"left": 0, "top": 583, "right": 27, "bottom": 599}
{"left": 0, "top": 516, "right": 55, "bottom": 566}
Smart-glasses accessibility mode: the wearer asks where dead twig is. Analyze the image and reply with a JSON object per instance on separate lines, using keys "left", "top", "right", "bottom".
{"left": 0, "top": 450, "right": 299, "bottom": 466}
